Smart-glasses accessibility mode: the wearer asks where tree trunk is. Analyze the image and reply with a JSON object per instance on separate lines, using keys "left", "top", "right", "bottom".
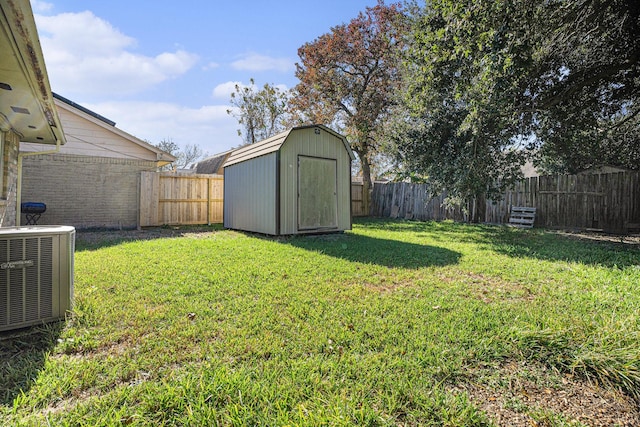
{"left": 471, "top": 194, "right": 486, "bottom": 223}
{"left": 360, "top": 155, "right": 373, "bottom": 216}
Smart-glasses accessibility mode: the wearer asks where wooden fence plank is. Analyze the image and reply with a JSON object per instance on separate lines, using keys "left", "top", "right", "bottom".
{"left": 139, "top": 172, "right": 160, "bottom": 227}
{"left": 351, "top": 183, "right": 367, "bottom": 216}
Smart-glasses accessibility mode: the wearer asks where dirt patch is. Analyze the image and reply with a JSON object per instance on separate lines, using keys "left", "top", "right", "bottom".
{"left": 435, "top": 271, "right": 535, "bottom": 304}
{"left": 451, "top": 360, "right": 640, "bottom": 426}
{"left": 553, "top": 230, "right": 640, "bottom": 246}
{"left": 75, "top": 226, "right": 220, "bottom": 248}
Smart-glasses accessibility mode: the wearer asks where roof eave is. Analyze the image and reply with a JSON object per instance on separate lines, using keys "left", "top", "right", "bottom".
{"left": 52, "top": 97, "right": 177, "bottom": 163}
{"left": 0, "top": 1, "right": 66, "bottom": 145}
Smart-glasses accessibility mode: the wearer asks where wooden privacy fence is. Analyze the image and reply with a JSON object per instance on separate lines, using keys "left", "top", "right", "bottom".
{"left": 371, "top": 182, "right": 466, "bottom": 222}
{"left": 490, "top": 172, "right": 640, "bottom": 234}
{"left": 139, "top": 172, "right": 223, "bottom": 226}
{"left": 140, "top": 174, "right": 366, "bottom": 227}
{"left": 371, "top": 171, "right": 640, "bottom": 234}
{"left": 139, "top": 171, "right": 638, "bottom": 232}
{"left": 351, "top": 182, "right": 367, "bottom": 217}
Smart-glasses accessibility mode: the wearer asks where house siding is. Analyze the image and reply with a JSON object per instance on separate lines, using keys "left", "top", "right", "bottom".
{"left": 21, "top": 154, "right": 156, "bottom": 229}
{"left": 21, "top": 101, "right": 161, "bottom": 161}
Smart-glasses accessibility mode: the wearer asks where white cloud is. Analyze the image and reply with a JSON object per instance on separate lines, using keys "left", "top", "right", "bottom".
{"left": 203, "top": 62, "right": 220, "bottom": 71}
{"left": 231, "top": 53, "right": 294, "bottom": 73}
{"left": 212, "top": 81, "right": 246, "bottom": 99}
{"left": 212, "top": 80, "right": 290, "bottom": 100}
{"left": 84, "top": 101, "right": 243, "bottom": 154}
{"left": 34, "top": 11, "right": 198, "bottom": 97}
{"left": 31, "top": 1, "right": 54, "bottom": 13}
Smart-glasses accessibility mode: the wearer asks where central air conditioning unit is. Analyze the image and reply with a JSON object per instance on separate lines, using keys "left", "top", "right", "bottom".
{"left": 0, "top": 226, "right": 75, "bottom": 332}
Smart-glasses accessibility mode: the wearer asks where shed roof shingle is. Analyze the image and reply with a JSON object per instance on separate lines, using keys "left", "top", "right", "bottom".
{"left": 223, "top": 125, "right": 354, "bottom": 168}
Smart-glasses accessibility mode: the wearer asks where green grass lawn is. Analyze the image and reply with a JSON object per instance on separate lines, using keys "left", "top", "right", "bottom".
{"left": 1, "top": 219, "right": 639, "bottom": 426}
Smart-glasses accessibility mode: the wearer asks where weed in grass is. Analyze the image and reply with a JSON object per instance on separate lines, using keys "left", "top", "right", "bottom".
{"left": 515, "top": 328, "right": 640, "bottom": 401}
{"left": 528, "top": 408, "right": 589, "bottom": 427}
{"left": 504, "top": 397, "right": 529, "bottom": 413}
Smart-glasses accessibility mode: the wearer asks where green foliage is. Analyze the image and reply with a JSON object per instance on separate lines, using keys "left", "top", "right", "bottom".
{"left": 393, "top": 0, "right": 539, "bottom": 202}
{"left": 227, "top": 78, "right": 290, "bottom": 145}
{"left": 1, "top": 220, "right": 638, "bottom": 425}
{"left": 531, "top": 0, "right": 640, "bottom": 173}
{"left": 393, "top": 0, "right": 639, "bottom": 202}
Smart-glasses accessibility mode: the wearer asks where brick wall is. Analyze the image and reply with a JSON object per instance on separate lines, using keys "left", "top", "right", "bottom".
{"left": 0, "top": 131, "right": 20, "bottom": 227}
{"left": 21, "top": 154, "right": 157, "bottom": 229}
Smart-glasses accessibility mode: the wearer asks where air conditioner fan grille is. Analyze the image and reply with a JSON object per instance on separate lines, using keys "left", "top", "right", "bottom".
{"left": 0, "top": 237, "right": 54, "bottom": 327}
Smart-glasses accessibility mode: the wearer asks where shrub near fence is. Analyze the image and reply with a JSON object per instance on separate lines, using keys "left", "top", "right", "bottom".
{"left": 371, "top": 171, "right": 640, "bottom": 234}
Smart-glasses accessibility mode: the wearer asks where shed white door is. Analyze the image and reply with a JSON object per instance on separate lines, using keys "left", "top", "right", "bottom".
{"left": 298, "top": 156, "right": 338, "bottom": 230}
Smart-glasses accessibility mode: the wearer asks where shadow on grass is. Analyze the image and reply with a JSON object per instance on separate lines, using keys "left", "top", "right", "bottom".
{"left": 486, "top": 227, "right": 640, "bottom": 268}
{"left": 355, "top": 217, "right": 639, "bottom": 269}
{"left": 75, "top": 224, "right": 225, "bottom": 252}
{"left": 0, "top": 322, "right": 63, "bottom": 406}
{"left": 283, "top": 232, "right": 461, "bottom": 269}
{"left": 356, "top": 217, "right": 500, "bottom": 241}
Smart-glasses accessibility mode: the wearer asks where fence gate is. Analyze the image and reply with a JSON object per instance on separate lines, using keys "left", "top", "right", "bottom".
{"left": 139, "top": 172, "right": 224, "bottom": 226}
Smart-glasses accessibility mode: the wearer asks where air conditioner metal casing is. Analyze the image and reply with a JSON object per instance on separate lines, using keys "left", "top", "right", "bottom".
{"left": 0, "top": 226, "right": 75, "bottom": 332}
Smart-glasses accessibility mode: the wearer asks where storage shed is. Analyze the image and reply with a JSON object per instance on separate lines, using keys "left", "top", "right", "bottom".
{"left": 223, "top": 125, "right": 355, "bottom": 235}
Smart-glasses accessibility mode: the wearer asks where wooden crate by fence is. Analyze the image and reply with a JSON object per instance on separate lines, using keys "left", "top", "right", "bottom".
{"left": 139, "top": 172, "right": 224, "bottom": 226}
{"left": 500, "top": 172, "right": 640, "bottom": 233}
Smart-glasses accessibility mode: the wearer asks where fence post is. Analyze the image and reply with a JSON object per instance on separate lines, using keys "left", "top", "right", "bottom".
{"left": 207, "top": 177, "right": 211, "bottom": 225}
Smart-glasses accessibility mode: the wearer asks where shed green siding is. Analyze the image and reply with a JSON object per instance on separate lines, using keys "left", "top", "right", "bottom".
{"left": 278, "top": 127, "right": 352, "bottom": 234}
{"left": 223, "top": 152, "right": 277, "bottom": 235}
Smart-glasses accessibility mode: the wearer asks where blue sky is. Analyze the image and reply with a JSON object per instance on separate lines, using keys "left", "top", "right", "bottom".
{"left": 31, "top": 0, "right": 380, "bottom": 155}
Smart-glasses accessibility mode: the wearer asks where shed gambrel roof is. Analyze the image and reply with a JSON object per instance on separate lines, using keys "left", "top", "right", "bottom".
{"left": 223, "top": 125, "right": 355, "bottom": 168}
{"left": 191, "top": 149, "right": 234, "bottom": 174}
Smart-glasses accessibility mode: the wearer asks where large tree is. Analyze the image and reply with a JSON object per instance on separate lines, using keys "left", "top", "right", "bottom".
{"left": 292, "top": 1, "right": 406, "bottom": 210}
{"left": 395, "top": 0, "right": 639, "bottom": 214}
{"left": 394, "top": 1, "right": 539, "bottom": 217}
{"left": 530, "top": 0, "right": 640, "bottom": 173}
{"left": 227, "top": 79, "right": 289, "bottom": 144}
